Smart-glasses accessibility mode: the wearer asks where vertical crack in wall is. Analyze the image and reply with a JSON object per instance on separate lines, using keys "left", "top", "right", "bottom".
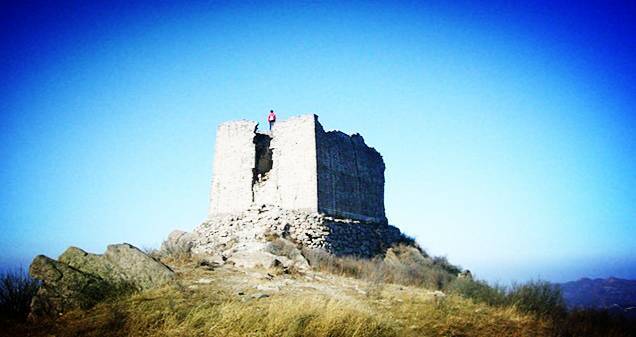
{"left": 252, "top": 132, "right": 273, "bottom": 202}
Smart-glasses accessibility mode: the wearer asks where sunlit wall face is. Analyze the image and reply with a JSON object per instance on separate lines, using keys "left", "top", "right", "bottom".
{"left": 1, "top": 1, "right": 635, "bottom": 283}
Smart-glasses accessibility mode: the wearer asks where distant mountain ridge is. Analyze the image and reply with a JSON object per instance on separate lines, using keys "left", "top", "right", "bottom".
{"left": 560, "top": 277, "right": 636, "bottom": 319}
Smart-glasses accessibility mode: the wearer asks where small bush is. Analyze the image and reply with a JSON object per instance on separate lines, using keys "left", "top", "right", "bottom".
{"left": 448, "top": 278, "right": 566, "bottom": 320}
{"left": 395, "top": 232, "right": 418, "bottom": 247}
{"left": 508, "top": 280, "right": 566, "bottom": 319}
{"left": 0, "top": 268, "right": 40, "bottom": 322}
{"left": 75, "top": 279, "right": 139, "bottom": 310}
{"left": 431, "top": 255, "right": 462, "bottom": 275}
{"left": 446, "top": 278, "right": 507, "bottom": 306}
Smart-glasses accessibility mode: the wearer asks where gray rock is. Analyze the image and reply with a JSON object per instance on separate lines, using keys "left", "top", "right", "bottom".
{"left": 160, "top": 230, "right": 197, "bottom": 257}
{"left": 59, "top": 243, "right": 174, "bottom": 290}
{"left": 228, "top": 250, "right": 281, "bottom": 269}
{"left": 458, "top": 270, "right": 473, "bottom": 280}
{"left": 104, "top": 243, "right": 175, "bottom": 288}
{"left": 252, "top": 293, "right": 270, "bottom": 299}
{"left": 195, "top": 253, "right": 226, "bottom": 268}
{"left": 29, "top": 255, "right": 109, "bottom": 319}
{"left": 29, "top": 243, "right": 175, "bottom": 319}
{"left": 255, "top": 284, "right": 280, "bottom": 292}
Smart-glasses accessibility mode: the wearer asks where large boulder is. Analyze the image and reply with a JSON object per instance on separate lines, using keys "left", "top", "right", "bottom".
{"left": 226, "top": 238, "right": 310, "bottom": 271}
{"left": 59, "top": 243, "right": 174, "bottom": 289}
{"left": 160, "top": 230, "right": 197, "bottom": 257}
{"left": 103, "top": 243, "right": 175, "bottom": 288}
{"left": 29, "top": 243, "right": 175, "bottom": 319}
{"left": 29, "top": 256, "right": 106, "bottom": 319}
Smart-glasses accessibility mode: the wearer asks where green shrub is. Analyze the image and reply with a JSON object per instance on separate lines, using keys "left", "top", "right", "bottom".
{"left": 446, "top": 278, "right": 507, "bottom": 306}
{"left": 507, "top": 280, "right": 566, "bottom": 319}
{"left": 431, "top": 255, "right": 462, "bottom": 275}
{"left": 0, "top": 268, "right": 40, "bottom": 322}
{"left": 448, "top": 278, "right": 566, "bottom": 320}
{"left": 75, "top": 278, "right": 139, "bottom": 310}
{"left": 395, "top": 232, "right": 418, "bottom": 247}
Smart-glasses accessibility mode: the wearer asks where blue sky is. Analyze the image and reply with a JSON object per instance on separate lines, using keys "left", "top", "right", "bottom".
{"left": 1, "top": 1, "right": 635, "bottom": 283}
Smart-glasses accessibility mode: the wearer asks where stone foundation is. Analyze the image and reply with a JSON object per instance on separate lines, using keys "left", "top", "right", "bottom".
{"left": 192, "top": 205, "right": 402, "bottom": 258}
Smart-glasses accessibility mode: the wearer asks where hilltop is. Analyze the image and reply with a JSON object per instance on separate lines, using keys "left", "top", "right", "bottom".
{"left": 5, "top": 244, "right": 551, "bottom": 337}
{"left": 5, "top": 241, "right": 636, "bottom": 337}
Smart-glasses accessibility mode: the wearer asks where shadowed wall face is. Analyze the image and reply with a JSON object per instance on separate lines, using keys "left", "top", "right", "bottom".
{"left": 316, "top": 122, "right": 386, "bottom": 223}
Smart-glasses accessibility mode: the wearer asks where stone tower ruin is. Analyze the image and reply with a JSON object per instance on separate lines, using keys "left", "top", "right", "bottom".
{"left": 195, "top": 114, "right": 403, "bottom": 257}
{"left": 209, "top": 114, "right": 387, "bottom": 224}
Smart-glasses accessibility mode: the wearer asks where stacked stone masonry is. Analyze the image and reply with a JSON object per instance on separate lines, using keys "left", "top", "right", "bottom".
{"left": 209, "top": 114, "right": 385, "bottom": 222}
{"left": 315, "top": 122, "right": 386, "bottom": 223}
{"left": 194, "top": 205, "right": 402, "bottom": 257}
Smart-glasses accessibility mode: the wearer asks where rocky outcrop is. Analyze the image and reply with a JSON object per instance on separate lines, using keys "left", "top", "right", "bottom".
{"left": 29, "top": 243, "right": 174, "bottom": 319}
{"left": 157, "top": 204, "right": 402, "bottom": 273}
{"left": 29, "top": 255, "right": 104, "bottom": 319}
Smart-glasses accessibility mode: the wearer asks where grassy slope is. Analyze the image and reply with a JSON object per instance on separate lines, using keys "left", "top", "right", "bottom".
{"left": 6, "top": 261, "right": 551, "bottom": 337}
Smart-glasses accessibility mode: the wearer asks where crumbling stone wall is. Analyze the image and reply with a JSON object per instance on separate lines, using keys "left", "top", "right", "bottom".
{"left": 201, "top": 114, "right": 400, "bottom": 258}
{"left": 315, "top": 123, "right": 386, "bottom": 223}
{"left": 253, "top": 115, "right": 318, "bottom": 212}
{"left": 209, "top": 120, "right": 257, "bottom": 216}
{"left": 209, "top": 115, "right": 319, "bottom": 217}
{"left": 208, "top": 114, "right": 385, "bottom": 224}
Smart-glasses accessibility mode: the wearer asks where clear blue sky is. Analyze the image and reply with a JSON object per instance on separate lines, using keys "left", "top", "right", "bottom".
{"left": 1, "top": 1, "right": 635, "bottom": 284}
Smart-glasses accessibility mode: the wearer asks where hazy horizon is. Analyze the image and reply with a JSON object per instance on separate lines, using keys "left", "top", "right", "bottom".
{"left": 1, "top": 1, "right": 635, "bottom": 284}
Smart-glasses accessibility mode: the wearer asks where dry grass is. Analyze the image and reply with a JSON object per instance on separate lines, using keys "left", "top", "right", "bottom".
{"left": 302, "top": 245, "right": 458, "bottom": 290}
{"left": 4, "top": 252, "right": 634, "bottom": 337}
{"left": 5, "top": 265, "right": 560, "bottom": 337}
{"left": 18, "top": 285, "right": 398, "bottom": 337}
{"left": 0, "top": 268, "right": 39, "bottom": 323}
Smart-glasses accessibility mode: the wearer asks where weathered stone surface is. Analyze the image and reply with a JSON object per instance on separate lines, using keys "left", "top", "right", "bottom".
{"left": 29, "top": 255, "right": 105, "bottom": 319}
{"left": 29, "top": 243, "right": 175, "bottom": 318}
{"left": 194, "top": 253, "right": 226, "bottom": 268}
{"left": 59, "top": 243, "right": 174, "bottom": 289}
{"left": 171, "top": 115, "right": 408, "bottom": 270}
{"left": 59, "top": 246, "right": 124, "bottom": 281}
{"left": 209, "top": 120, "right": 258, "bottom": 215}
{"left": 208, "top": 114, "right": 385, "bottom": 223}
{"left": 228, "top": 250, "right": 282, "bottom": 269}
{"left": 160, "top": 230, "right": 197, "bottom": 256}
{"left": 192, "top": 204, "right": 402, "bottom": 258}
{"left": 103, "top": 243, "right": 175, "bottom": 288}
{"left": 264, "top": 238, "right": 310, "bottom": 271}
{"left": 316, "top": 124, "right": 386, "bottom": 223}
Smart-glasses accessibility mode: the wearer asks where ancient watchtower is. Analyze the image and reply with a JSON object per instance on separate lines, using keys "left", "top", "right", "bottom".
{"left": 209, "top": 114, "right": 387, "bottom": 224}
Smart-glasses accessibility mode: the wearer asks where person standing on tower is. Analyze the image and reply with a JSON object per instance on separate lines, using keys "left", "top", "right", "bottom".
{"left": 267, "top": 110, "right": 276, "bottom": 130}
